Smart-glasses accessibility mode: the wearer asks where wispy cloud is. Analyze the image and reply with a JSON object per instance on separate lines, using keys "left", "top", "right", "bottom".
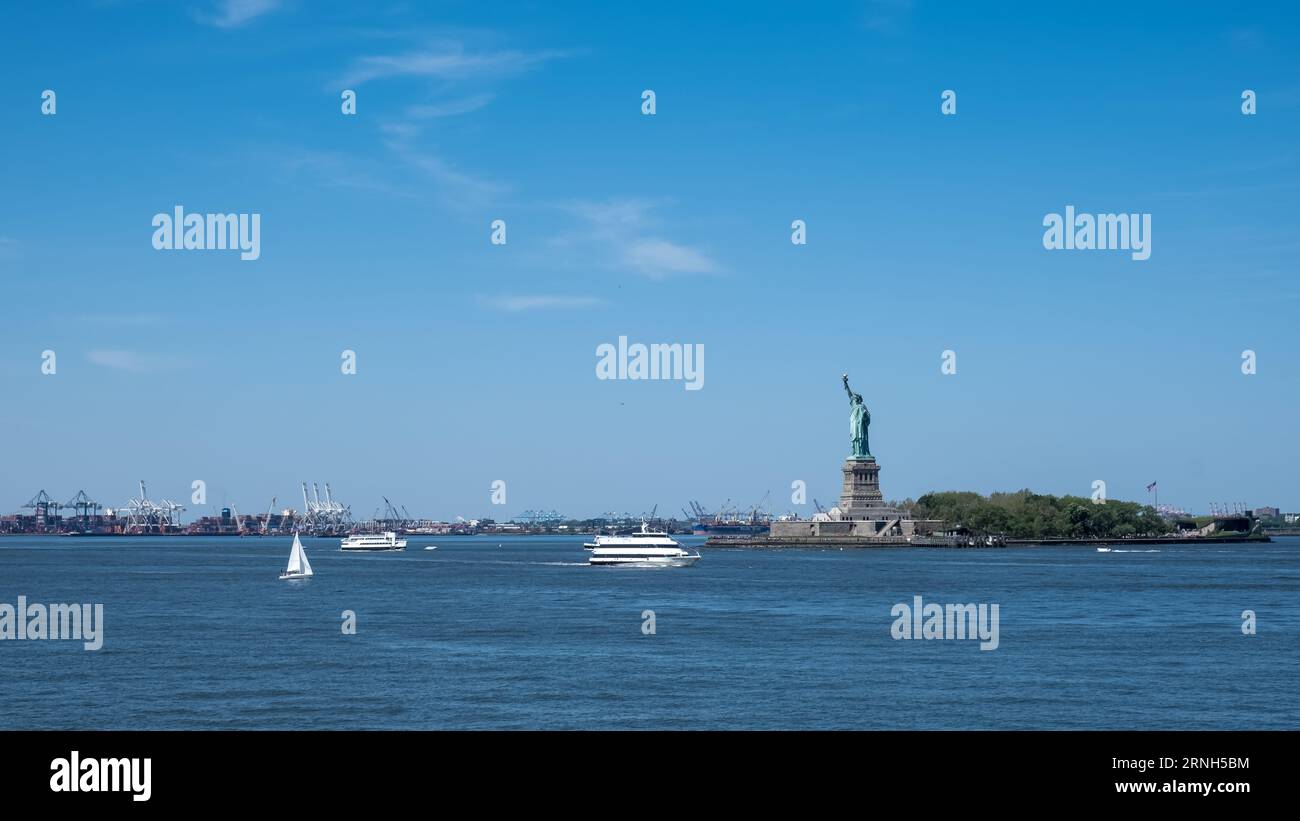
{"left": 380, "top": 127, "right": 508, "bottom": 207}
{"left": 479, "top": 294, "right": 607, "bottom": 312}
{"left": 87, "top": 350, "right": 188, "bottom": 373}
{"left": 328, "top": 38, "right": 568, "bottom": 210}
{"left": 561, "top": 198, "right": 657, "bottom": 236}
{"left": 341, "top": 42, "right": 568, "bottom": 87}
{"left": 555, "top": 198, "right": 721, "bottom": 279}
{"left": 279, "top": 147, "right": 416, "bottom": 197}
{"left": 623, "top": 239, "right": 719, "bottom": 277}
{"left": 1229, "top": 26, "right": 1266, "bottom": 51}
{"left": 405, "top": 94, "right": 496, "bottom": 120}
{"left": 861, "top": 0, "right": 912, "bottom": 35}
{"left": 200, "top": 0, "right": 282, "bottom": 29}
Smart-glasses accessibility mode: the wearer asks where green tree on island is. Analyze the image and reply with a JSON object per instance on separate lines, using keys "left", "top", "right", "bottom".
{"left": 913, "top": 490, "right": 1167, "bottom": 539}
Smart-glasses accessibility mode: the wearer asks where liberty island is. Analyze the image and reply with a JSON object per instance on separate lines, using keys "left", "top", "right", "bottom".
{"left": 756, "top": 374, "right": 945, "bottom": 545}
{"left": 706, "top": 373, "right": 1266, "bottom": 547}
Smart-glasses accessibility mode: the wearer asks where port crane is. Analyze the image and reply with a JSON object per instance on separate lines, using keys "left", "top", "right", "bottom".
{"left": 514, "top": 510, "right": 566, "bottom": 525}
{"left": 23, "top": 490, "right": 62, "bottom": 525}
{"left": 381, "top": 497, "right": 407, "bottom": 529}
{"left": 325, "top": 484, "right": 349, "bottom": 521}
{"left": 64, "top": 490, "right": 101, "bottom": 525}
{"left": 124, "top": 480, "right": 184, "bottom": 534}
{"left": 262, "top": 497, "right": 276, "bottom": 535}
{"left": 299, "top": 481, "right": 352, "bottom": 534}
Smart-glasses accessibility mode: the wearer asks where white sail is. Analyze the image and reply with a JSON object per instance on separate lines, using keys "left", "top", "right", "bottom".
{"left": 284, "top": 532, "right": 312, "bottom": 577}
{"left": 297, "top": 535, "right": 313, "bottom": 576}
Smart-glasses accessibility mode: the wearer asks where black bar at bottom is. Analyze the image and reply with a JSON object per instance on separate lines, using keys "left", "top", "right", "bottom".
{"left": 0, "top": 730, "right": 1284, "bottom": 808}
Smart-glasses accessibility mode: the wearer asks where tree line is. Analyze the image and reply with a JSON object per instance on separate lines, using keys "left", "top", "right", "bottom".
{"left": 906, "top": 490, "right": 1168, "bottom": 539}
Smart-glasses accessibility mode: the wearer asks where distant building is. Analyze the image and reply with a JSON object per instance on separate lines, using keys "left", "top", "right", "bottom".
{"left": 1285, "top": 513, "right": 1300, "bottom": 525}
{"left": 1254, "top": 506, "right": 1280, "bottom": 519}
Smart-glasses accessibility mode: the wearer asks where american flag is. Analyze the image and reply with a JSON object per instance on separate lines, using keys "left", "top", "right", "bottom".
{"left": 1146, "top": 481, "right": 1158, "bottom": 492}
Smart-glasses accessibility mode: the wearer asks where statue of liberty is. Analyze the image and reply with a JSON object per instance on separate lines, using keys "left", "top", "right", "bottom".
{"left": 842, "top": 373, "right": 871, "bottom": 459}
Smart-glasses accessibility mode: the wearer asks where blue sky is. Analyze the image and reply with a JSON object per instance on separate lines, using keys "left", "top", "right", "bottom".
{"left": 1, "top": 1, "right": 1297, "bottom": 520}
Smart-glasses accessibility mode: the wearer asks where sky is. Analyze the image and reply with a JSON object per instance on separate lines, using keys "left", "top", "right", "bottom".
{"left": 0, "top": 1, "right": 1297, "bottom": 521}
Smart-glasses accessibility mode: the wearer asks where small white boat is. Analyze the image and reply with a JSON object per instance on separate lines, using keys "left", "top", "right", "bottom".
{"left": 1096, "top": 546, "right": 1112, "bottom": 553}
{"left": 340, "top": 531, "right": 407, "bottom": 551}
{"left": 424, "top": 545, "right": 438, "bottom": 550}
{"left": 586, "top": 521, "right": 700, "bottom": 567}
{"left": 280, "top": 532, "right": 314, "bottom": 580}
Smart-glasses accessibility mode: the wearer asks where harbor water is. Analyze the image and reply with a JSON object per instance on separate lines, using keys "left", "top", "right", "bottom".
{"left": 2, "top": 535, "right": 1297, "bottom": 729}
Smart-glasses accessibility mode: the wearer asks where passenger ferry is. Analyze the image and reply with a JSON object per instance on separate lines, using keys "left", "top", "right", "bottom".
{"left": 340, "top": 531, "right": 407, "bottom": 551}
{"left": 584, "top": 521, "right": 700, "bottom": 567}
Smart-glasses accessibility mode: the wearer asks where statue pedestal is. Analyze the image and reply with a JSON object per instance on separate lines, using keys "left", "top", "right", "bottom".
{"left": 838, "top": 457, "right": 895, "bottom": 519}
{"left": 765, "top": 454, "right": 942, "bottom": 542}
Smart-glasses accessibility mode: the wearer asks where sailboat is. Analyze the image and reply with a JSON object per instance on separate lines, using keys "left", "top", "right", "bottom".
{"left": 280, "top": 532, "right": 314, "bottom": 580}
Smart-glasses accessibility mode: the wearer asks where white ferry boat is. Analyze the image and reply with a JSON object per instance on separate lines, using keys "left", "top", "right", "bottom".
{"left": 340, "top": 531, "right": 407, "bottom": 551}
{"left": 584, "top": 521, "right": 700, "bottom": 567}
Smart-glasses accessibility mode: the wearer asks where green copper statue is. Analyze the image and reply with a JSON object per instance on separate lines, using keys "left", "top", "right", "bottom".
{"left": 843, "top": 373, "right": 871, "bottom": 459}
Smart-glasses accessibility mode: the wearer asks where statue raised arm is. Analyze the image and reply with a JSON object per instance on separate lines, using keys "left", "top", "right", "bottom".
{"left": 842, "top": 373, "right": 871, "bottom": 459}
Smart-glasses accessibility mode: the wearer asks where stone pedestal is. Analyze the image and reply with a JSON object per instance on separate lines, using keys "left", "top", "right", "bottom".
{"left": 838, "top": 457, "right": 895, "bottom": 519}
{"left": 765, "top": 454, "right": 939, "bottom": 542}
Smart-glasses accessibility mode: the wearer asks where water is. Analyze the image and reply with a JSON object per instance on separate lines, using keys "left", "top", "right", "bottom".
{"left": 2, "top": 535, "right": 1297, "bottom": 729}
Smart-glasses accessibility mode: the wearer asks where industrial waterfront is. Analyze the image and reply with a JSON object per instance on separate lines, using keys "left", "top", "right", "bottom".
{"left": 0, "top": 481, "right": 769, "bottom": 538}
{"left": 0, "top": 479, "right": 1283, "bottom": 547}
